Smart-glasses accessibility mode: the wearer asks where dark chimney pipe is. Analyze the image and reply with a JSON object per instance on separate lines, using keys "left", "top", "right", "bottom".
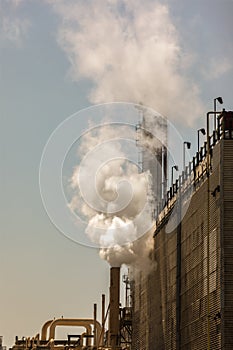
{"left": 109, "top": 267, "right": 120, "bottom": 349}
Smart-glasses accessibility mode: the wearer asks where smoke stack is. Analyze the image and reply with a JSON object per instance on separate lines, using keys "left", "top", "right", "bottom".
{"left": 109, "top": 267, "right": 120, "bottom": 348}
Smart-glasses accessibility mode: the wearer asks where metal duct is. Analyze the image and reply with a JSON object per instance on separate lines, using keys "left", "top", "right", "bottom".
{"left": 41, "top": 320, "right": 53, "bottom": 341}
{"left": 47, "top": 318, "right": 101, "bottom": 346}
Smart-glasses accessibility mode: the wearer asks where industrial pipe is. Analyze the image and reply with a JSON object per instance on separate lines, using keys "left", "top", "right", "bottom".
{"left": 109, "top": 267, "right": 120, "bottom": 349}
{"left": 30, "top": 334, "right": 40, "bottom": 348}
{"left": 31, "top": 338, "right": 54, "bottom": 349}
{"left": 49, "top": 320, "right": 91, "bottom": 346}
{"left": 94, "top": 304, "right": 97, "bottom": 346}
{"left": 34, "top": 333, "right": 39, "bottom": 341}
{"left": 101, "top": 294, "right": 105, "bottom": 346}
{"left": 41, "top": 320, "right": 54, "bottom": 341}
{"left": 48, "top": 318, "right": 101, "bottom": 346}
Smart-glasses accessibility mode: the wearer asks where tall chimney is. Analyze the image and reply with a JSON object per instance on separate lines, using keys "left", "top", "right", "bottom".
{"left": 109, "top": 267, "right": 120, "bottom": 348}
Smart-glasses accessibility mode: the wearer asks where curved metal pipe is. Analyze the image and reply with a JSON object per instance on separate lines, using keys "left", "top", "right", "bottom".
{"left": 48, "top": 318, "right": 101, "bottom": 346}
{"left": 34, "top": 333, "right": 39, "bottom": 341}
{"left": 41, "top": 320, "right": 54, "bottom": 341}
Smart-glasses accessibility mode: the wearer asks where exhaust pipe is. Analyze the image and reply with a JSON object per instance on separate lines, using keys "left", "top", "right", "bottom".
{"left": 109, "top": 267, "right": 120, "bottom": 349}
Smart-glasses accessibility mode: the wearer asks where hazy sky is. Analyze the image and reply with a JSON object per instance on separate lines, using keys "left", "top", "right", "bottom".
{"left": 1, "top": 0, "right": 233, "bottom": 347}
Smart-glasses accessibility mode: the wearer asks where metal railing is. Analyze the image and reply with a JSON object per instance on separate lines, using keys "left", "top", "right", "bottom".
{"left": 156, "top": 110, "right": 233, "bottom": 228}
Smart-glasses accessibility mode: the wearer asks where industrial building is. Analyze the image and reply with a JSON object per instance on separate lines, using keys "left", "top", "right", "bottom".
{"left": 6, "top": 108, "right": 233, "bottom": 350}
{"left": 132, "top": 110, "right": 233, "bottom": 350}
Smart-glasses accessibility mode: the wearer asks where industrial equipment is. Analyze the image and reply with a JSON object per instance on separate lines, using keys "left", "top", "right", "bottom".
{"left": 10, "top": 267, "right": 132, "bottom": 350}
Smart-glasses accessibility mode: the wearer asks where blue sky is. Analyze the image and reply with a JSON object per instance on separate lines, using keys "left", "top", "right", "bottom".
{"left": 1, "top": 0, "right": 233, "bottom": 346}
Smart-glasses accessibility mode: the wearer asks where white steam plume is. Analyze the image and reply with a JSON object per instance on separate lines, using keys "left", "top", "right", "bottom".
{"left": 48, "top": 0, "right": 184, "bottom": 268}
{"left": 49, "top": 0, "right": 204, "bottom": 124}
{"left": 69, "top": 122, "right": 155, "bottom": 268}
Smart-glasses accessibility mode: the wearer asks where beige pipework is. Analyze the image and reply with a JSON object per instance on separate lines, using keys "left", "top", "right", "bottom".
{"left": 41, "top": 319, "right": 92, "bottom": 345}
{"left": 41, "top": 318, "right": 102, "bottom": 347}
{"left": 41, "top": 320, "right": 54, "bottom": 341}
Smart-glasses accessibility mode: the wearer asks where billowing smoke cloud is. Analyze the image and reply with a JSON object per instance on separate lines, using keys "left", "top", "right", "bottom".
{"left": 99, "top": 228, "right": 156, "bottom": 271}
{"left": 69, "top": 122, "right": 156, "bottom": 268}
{"left": 49, "top": 0, "right": 204, "bottom": 124}
{"left": 49, "top": 0, "right": 191, "bottom": 267}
